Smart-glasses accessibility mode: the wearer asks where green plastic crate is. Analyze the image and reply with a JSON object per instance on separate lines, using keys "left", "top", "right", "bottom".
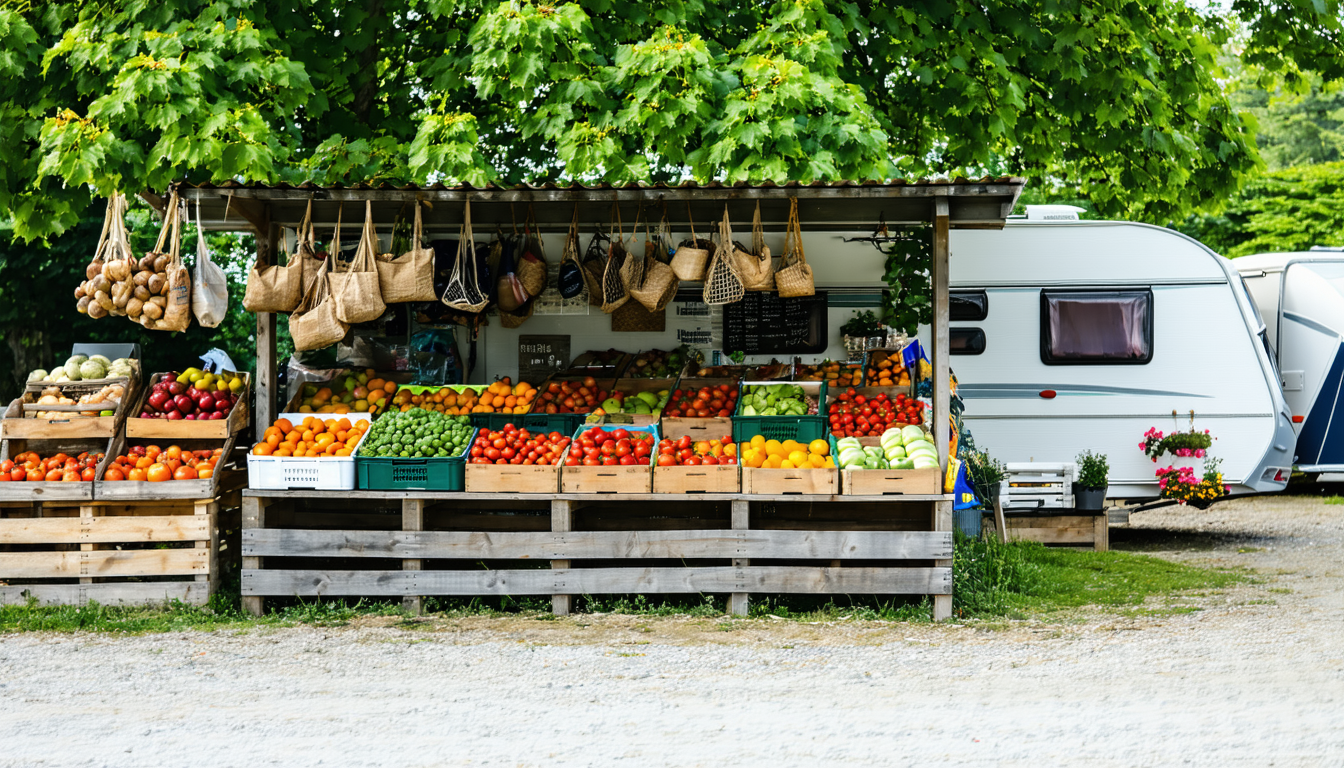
{"left": 731, "top": 381, "right": 828, "bottom": 444}
{"left": 471, "top": 412, "right": 584, "bottom": 435}
{"left": 356, "top": 428, "right": 477, "bottom": 491}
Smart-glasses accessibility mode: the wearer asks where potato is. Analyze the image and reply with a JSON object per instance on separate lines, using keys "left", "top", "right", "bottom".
{"left": 94, "top": 289, "right": 113, "bottom": 311}
{"left": 153, "top": 254, "right": 169, "bottom": 272}
{"left": 139, "top": 253, "right": 157, "bottom": 271}
{"left": 113, "top": 286, "right": 130, "bottom": 308}
{"left": 149, "top": 295, "right": 166, "bottom": 308}
{"left": 126, "top": 297, "right": 143, "bottom": 318}
{"left": 74, "top": 285, "right": 85, "bottom": 300}
{"left": 133, "top": 285, "right": 150, "bottom": 302}
{"left": 87, "top": 301, "right": 108, "bottom": 319}
{"left": 148, "top": 273, "right": 165, "bottom": 295}
{"left": 86, "top": 261, "right": 103, "bottom": 280}
{"left": 90, "top": 274, "right": 110, "bottom": 294}
{"left": 142, "top": 301, "right": 163, "bottom": 320}
{"left": 76, "top": 296, "right": 91, "bottom": 314}
{"left": 106, "top": 260, "right": 130, "bottom": 282}
{"left": 132, "top": 271, "right": 149, "bottom": 287}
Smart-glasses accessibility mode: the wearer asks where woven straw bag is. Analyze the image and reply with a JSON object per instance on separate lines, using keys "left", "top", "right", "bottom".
{"left": 375, "top": 200, "right": 436, "bottom": 303}
{"left": 289, "top": 255, "right": 348, "bottom": 351}
{"left": 581, "top": 226, "right": 609, "bottom": 307}
{"left": 702, "top": 207, "right": 745, "bottom": 306}
{"left": 600, "top": 206, "right": 630, "bottom": 313}
{"left": 243, "top": 197, "right": 305, "bottom": 313}
{"left": 329, "top": 201, "right": 387, "bottom": 324}
{"left": 516, "top": 206, "right": 549, "bottom": 298}
{"left": 629, "top": 213, "right": 679, "bottom": 312}
{"left": 775, "top": 197, "right": 814, "bottom": 298}
{"left": 619, "top": 206, "right": 647, "bottom": 293}
{"left": 441, "top": 199, "right": 490, "bottom": 313}
{"left": 670, "top": 203, "right": 711, "bottom": 281}
{"left": 732, "top": 200, "right": 775, "bottom": 291}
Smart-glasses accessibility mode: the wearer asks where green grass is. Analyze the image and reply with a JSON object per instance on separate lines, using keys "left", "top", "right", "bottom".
{"left": 0, "top": 538, "right": 1248, "bottom": 633}
{"left": 1324, "top": 495, "right": 1344, "bottom": 505}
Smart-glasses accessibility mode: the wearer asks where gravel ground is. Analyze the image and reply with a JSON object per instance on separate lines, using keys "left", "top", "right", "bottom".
{"left": 2, "top": 496, "right": 1343, "bottom": 767}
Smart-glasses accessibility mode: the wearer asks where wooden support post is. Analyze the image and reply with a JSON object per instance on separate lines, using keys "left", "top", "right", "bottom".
{"left": 551, "top": 499, "right": 573, "bottom": 616}
{"left": 79, "top": 504, "right": 100, "bottom": 586}
{"left": 730, "top": 499, "right": 750, "bottom": 616}
{"left": 931, "top": 197, "right": 951, "bottom": 473}
{"left": 255, "top": 221, "right": 280, "bottom": 431}
{"left": 1094, "top": 513, "right": 1109, "bottom": 552}
{"left": 402, "top": 499, "right": 425, "bottom": 615}
{"left": 241, "top": 496, "right": 267, "bottom": 617}
{"left": 993, "top": 493, "right": 1008, "bottom": 545}
{"left": 933, "top": 499, "right": 952, "bottom": 620}
{"left": 195, "top": 500, "right": 218, "bottom": 591}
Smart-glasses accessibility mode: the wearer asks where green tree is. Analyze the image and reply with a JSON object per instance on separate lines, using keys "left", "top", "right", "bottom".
{"left": 1229, "top": 73, "right": 1344, "bottom": 171}
{"left": 4, "top": 0, "right": 1343, "bottom": 239}
{"left": 1175, "top": 161, "right": 1344, "bottom": 257}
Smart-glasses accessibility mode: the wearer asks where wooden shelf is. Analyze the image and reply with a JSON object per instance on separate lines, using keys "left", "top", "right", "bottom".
{"left": 240, "top": 489, "right": 953, "bottom": 503}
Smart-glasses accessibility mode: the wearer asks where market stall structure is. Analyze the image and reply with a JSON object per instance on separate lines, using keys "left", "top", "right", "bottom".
{"left": 181, "top": 178, "right": 1025, "bottom": 620}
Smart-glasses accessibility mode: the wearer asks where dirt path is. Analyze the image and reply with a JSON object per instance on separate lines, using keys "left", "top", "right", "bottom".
{"left": 2, "top": 497, "right": 1342, "bottom": 767}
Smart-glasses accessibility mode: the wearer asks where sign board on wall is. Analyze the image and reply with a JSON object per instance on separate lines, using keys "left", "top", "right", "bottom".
{"left": 518, "top": 335, "right": 570, "bottom": 382}
{"left": 723, "top": 292, "right": 829, "bottom": 354}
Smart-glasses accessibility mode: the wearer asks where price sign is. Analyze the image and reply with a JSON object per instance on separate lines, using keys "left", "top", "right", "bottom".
{"left": 518, "top": 335, "right": 570, "bottom": 382}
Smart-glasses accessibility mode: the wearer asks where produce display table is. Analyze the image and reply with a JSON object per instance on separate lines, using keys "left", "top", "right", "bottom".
{"left": 241, "top": 490, "right": 955, "bottom": 618}
{"left": 985, "top": 508, "right": 1109, "bottom": 551}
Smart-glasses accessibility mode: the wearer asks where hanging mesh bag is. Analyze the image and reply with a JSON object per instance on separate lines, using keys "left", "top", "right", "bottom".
{"left": 440, "top": 199, "right": 490, "bottom": 313}
{"left": 702, "top": 206, "right": 745, "bottom": 306}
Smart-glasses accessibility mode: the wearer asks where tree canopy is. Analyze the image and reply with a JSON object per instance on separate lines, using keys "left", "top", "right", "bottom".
{"left": 3, "top": 0, "right": 1344, "bottom": 241}
{"left": 1176, "top": 161, "right": 1344, "bottom": 257}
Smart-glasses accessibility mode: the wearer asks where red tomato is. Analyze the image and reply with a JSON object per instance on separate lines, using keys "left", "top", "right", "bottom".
{"left": 657, "top": 454, "right": 677, "bottom": 467}
{"left": 700, "top": 455, "right": 718, "bottom": 466}
{"left": 601, "top": 456, "right": 619, "bottom": 466}
{"left": 484, "top": 447, "right": 502, "bottom": 461}
{"left": 618, "top": 455, "right": 636, "bottom": 466}
{"left": 582, "top": 457, "right": 600, "bottom": 466}
{"left": 683, "top": 456, "right": 701, "bottom": 466}
{"left": 676, "top": 436, "right": 693, "bottom": 451}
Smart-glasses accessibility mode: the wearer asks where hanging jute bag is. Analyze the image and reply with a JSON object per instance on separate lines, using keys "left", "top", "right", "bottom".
{"left": 135, "top": 194, "right": 193, "bottom": 332}
{"left": 441, "top": 199, "right": 490, "bottom": 313}
{"left": 629, "top": 211, "right": 679, "bottom": 313}
{"left": 733, "top": 200, "right": 775, "bottom": 291}
{"left": 375, "top": 199, "right": 436, "bottom": 302}
{"left": 600, "top": 205, "right": 630, "bottom": 313}
{"left": 702, "top": 207, "right": 745, "bottom": 306}
{"left": 77, "top": 193, "right": 135, "bottom": 320}
{"left": 670, "top": 202, "right": 712, "bottom": 281}
{"left": 775, "top": 196, "right": 815, "bottom": 298}
{"left": 618, "top": 204, "right": 646, "bottom": 295}
{"left": 289, "top": 254, "right": 348, "bottom": 351}
{"left": 557, "top": 207, "right": 587, "bottom": 300}
{"left": 329, "top": 200, "right": 387, "bottom": 324}
{"left": 243, "top": 196, "right": 305, "bottom": 313}
{"left": 516, "top": 205, "right": 549, "bottom": 298}
{"left": 295, "top": 199, "right": 327, "bottom": 296}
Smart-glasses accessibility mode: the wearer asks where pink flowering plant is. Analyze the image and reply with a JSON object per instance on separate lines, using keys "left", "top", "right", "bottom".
{"left": 1140, "top": 427, "right": 1213, "bottom": 461}
{"left": 1155, "top": 456, "right": 1229, "bottom": 508}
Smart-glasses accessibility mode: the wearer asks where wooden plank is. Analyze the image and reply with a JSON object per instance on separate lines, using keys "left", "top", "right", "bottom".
{"left": 741, "top": 467, "right": 837, "bottom": 496}
{"left": 0, "top": 480, "right": 95, "bottom": 503}
{"left": 0, "top": 581, "right": 212, "bottom": 607}
{"left": 0, "top": 548, "right": 208, "bottom": 578}
{"left": 659, "top": 416, "right": 734, "bottom": 442}
{"left": 241, "top": 496, "right": 266, "bottom": 617}
{"left": 79, "top": 504, "right": 98, "bottom": 585}
{"left": 243, "top": 566, "right": 953, "bottom": 597}
{"left": 841, "top": 467, "right": 941, "bottom": 496}
{"left": 464, "top": 463, "right": 559, "bottom": 494}
{"left": 195, "top": 500, "right": 217, "bottom": 588}
{"left": 0, "top": 515, "right": 209, "bottom": 544}
{"left": 402, "top": 499, "right": 424, "bottom": 615}
{"left": 1004, "top": 525, "right": 1099, "bottom": 545}
{"left": 551, "top": 499, "right": 572, "bottom": 616}
{"left": 933, "top": 498, "right": 952, "bottom": 621}
{"left": 242, "top": 489, "right": 951, "bottom": 502}
{"left": 243, "top": 528, "right": 953, "bottom": 560}
{"left": 1094, "top": 514, "right": 1109, "bottom": 552}
{"left": 730, "top": 499, "right": 750, "bottom": 616}
{"left": 931, "top": 196, "right": 950, "bottom": 475}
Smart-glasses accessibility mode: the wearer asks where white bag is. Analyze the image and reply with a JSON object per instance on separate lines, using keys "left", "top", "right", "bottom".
{"left": 191, "top": 201, "right": 229, "bottom": 328}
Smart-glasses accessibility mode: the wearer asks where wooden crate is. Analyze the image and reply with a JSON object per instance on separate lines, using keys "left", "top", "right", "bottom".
{"left": 561, "top": 463, "right": 652, "bottom": 494}
{"left": 840, "top": 466, "right": 942, "bottom": 496}
{"left": 125, "top": 372, "right": 250, "bottom": 439}
{"left": 742, "top": 466, "right": 837, "bottom": 495}
{"left": 989, "top": 512, "right": 1108, "bottom": 551}
{"left": 0, "top": 498, "right": 219, "bottom": 606}
{"left": 93, "top": 434, "right": 237, "bottom": 501}
{"left": 597, "top": 377, "right": 677, "bottom": 427}
{"left": 661, "top": 376, "right": 739, "bottom": 442}
{"left": 1002, "top": 463, "right": 1076, "bottom": 511}
{"left": 464, "top": 462, "right": 560, "bottom": 494}
{"left": 0, "top": 437, "right": 111, "bottom": 502}
{"left": 653, "top": 463, "right": 740, "bottom": 494}
{"left": 2, "top": 375, "right": 137, "bottom": 440}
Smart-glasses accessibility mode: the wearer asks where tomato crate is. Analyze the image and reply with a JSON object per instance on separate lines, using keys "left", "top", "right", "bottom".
{"left": 472, "top": 412, "right": 583, "bottom": 435}
{"left": 464, "top": 462, "right": 560, "bottom": 494}
{"left": 823, "top": 385, "right": 920, "bottom": 437}
{"left": 356, "top": 428, "right": 477, "bottom": 492}
{"left": 94, "top": 435, "right": 235, "bottom": 501}
{"left": 0, "top": 437, "right": 110, "bottom": 502}
{"left": 559, "top": 424, "right": 659, "bottom": 494}
{"left": 731, "top": 381, "right": 827, "bottom": 444}
{"left": 653, "top": 462, "right": 740, "bottom": 494}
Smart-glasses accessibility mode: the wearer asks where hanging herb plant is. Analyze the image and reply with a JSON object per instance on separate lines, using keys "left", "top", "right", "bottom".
{"left": 878, "top": 225, "right": 932, "bottom": 336}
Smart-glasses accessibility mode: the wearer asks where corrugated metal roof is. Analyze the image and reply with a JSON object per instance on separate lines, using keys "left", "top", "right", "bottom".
{"left": 172, "top": 177, "right": 1026, "bottom": 233}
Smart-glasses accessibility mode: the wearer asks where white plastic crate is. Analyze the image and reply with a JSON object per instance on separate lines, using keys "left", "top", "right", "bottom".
{"left": 999, "top": 462, "right": 1076, "bottom": 511}
{"left": 246, "top": 413, "right": 374, "bottom": 491}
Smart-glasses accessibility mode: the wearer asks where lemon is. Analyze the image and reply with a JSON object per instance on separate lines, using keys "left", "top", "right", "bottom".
{"left": 788, "top": 450, "right": 808, "bottom": 466}
{"left": 765, "top": 439, "right": 784, "bottom": 456}
{"left": 809, "top": 439, "right": 829, "bottom": 456}
{"left": 779, "top": 459, "right": 796, "bottom": 469}
{"left": 750, "top": 435, "right": 766, "bottom": 449}
{"left": 782, "top": 439, "right": 801, "bottom": 455}
{"left": 809, "top": 453, "right": 826, "bottom": 468}
{"left": 765, "top": 454, "right": 783, "bottom": 468}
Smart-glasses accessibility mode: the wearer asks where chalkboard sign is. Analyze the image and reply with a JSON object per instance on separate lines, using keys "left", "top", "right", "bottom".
{"left": 518, "top": 335, "right": 570, "bottom": 382}
{"left": 723, "top": 292, "right": 828, "bottom": 354}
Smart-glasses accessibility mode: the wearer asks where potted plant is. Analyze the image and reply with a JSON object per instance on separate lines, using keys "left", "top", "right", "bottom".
{"left": 965, "top": 449, "right": 1006, "bottom": 510}
{"left": 1074, "top": 449, "right": 1109, "bottom": 510}
{"left": 840, "top": 311, "right": 887, "bottom": 359}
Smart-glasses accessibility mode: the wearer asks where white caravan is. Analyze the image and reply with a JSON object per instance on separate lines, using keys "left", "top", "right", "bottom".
{"left": 946, "top": 220, "right": 1295, "bottom": 500}
{"left": 1234, "top": 250, "right": 1344, "bottom": 475}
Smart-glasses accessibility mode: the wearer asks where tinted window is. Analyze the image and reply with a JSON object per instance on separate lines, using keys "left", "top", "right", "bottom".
{"left": 950, "top": 291, "right": 989, "bottom": 321}
{"left": 951, "top": 328, "right": 986, "bottom": 355}
{"left": 1041, "top": 290, "right": 1153, "bottom": 364}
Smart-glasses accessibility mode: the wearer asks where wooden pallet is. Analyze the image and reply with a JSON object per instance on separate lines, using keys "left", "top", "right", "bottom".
{"left": 124, "top": 372, "right": 250, "bottom": 439}
{"left": 987, "top": 512, "right": 1108, "bottom": 551}
{"left": 241, "top": 491, "right": 955, "bottom": 619}
{"left": 0, "top": 498, "right": 220, "bottom": 606}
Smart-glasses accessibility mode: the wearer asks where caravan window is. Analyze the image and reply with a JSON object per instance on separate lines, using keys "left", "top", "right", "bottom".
{"left": 951, "top": 328, "right": 986, "bottom": 355}
{"left": 1040, "top": 290, "right": 1153, "bottom": 364}
{"left": 950, "top": 291, "right": 989, "bottom": 321}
